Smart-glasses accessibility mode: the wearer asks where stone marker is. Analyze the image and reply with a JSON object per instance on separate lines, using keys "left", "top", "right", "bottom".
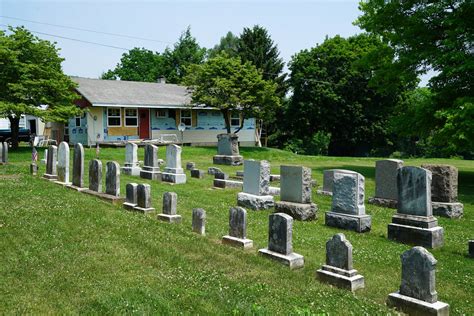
{"left": 237, "top": 160, "right": 274, "bottom": 210}
{"left": 41, "top": 149, "right": 48, "bottom": 164}
{"left": 56, "top": 142, "right": 70, "bottom": 184}
{"left": 30, "top": 163, "right": 38, "bottom": 175}
{"left": 161, "top": 144, "right": 187, "bottom": 184}
{"left": 158, "top": 192, "right": 182, "bottom": 223}
{"left": 421, "top": 164, "right": 463, "bottom": 218}
{"left": 388, "top": 167, "right": 444, "bottom": 248}
{"left": 192, "top": 208, "right": 206, "bottom": 235}
{"left": 88, "top": 159, "right": 102, "bottom": 192}
{"left": 236, "top": 170, "right": 244, "bottom": 177}
{"left": 222, "top": 207, "right": 253, "bottom": 249}
{"left": 387, "top": 246, "right": 449, "bottom": 315}
{"left": 134, "top": 184, "right": 155, "bottom": 213}
{"left": 43, "top": 145, "right": 58, "bottom": 180}
{"left": 317, "top": 169, "right": 354, "bottom": 196}
{"left": 0, "top": 142, "right": 8, "bottom": 164}
{"left": 215, "top": 171, "right": 228, "bottom": 180}
{"left": 71, "top": 143, "right": 85, "bottom": 189}
{"left": 208, "top": 167, "right": 222, "bottom": 175}
{"left": 186, "top": 162, "right": 195, "bottom": 170}
{"left": 122, "top": 143, "right": 141, "bottom": 176}
{"left": 368, "top": 159, "right": 404, "bottom": 208}
{"left": 123, "top": 183, "right": 138, "bottom": 210}
{"left": 0, "top": 142, "right": 3, "bottom": 164}
{"left": 258, "top": 213, "right": 304, "bottom": 269}
{"left": 316, "top": 233, "right": 365, "bottom": 291}
{"left": 469, "top": 240, "right": 474, "bottom": 258}
{"left": 191, "top": 169, "right": 204, "bottom": 179}
{"left": 213, "top": 133, "right": 244, "bottom": 165}
{"left": 270, "top": 174, "right": 280, "bottom": 182}
{"left": 325, "top": 172, "right": 371, "bottom": 232}
{"left": 213, "top": 178, "right": 243, "bottom": 189}
{"left": 105, "top": 161, "right": 120, "bottom": 197}
{"left": 275, "top": 165, "right": 317, "bottom": 221}
{"left": 140, "top": 144, "right": 161, "bottom": 180}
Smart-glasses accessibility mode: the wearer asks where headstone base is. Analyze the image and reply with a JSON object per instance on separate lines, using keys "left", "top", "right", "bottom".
{"left": 316, "top": 189, "right": 332, "bottom": 196}
{"left": 213, "top": 179, "right": 243, "bottom": 189}
{"left": 316, "top": 265, "right": 365, "bottom": 292}
{"left": 157, "top": 213, "right": 182, "bottom": 223}
{"left": 139, "top": 170, "right": 162, "bottom": 181}
{"left": 325, "top": 212, "right": 371, "bottom": 233}
{"left": 274, "top": 201, "right": 317, "bottom": 221}
{"left": 43, "top": 174, "right": 58, "bottom": 181}
{"left": 222, "top": 235, "right": 253, "bottom": 249}
{"left": 387, "top": 292, "right": 449, "bottom": 316}
{"left": 270, "top": 174, "right": 280, "bottom": 182}
{"left": 213, "top": 155, "right": 244, "bottom": 166}
{"left": 237, "top": 192, "right": 274, "bottom": 210}
{"left": 388, "top": 223, "right": 444, "bottom": 249}
{"left": 66, "top": 184, "right": 87, "bottom": 192}
{"left": 121, "top": 166, "right": 141, "bottom": 176}
{"left": 268, "top": 186, "right": 280, "bottom": 196}
{"left": 123, "top": 202, "right": 137, "bottom": 211}
{"left": 432, "top": 202, "right": 463, "bottom": 218}
{"left": 367, "top": 197, "right": 397, "bottom": 209}
{"left": 54, "top": 180, "right": 71, "bottom": 186}
{"left": 133, "top": 206, "right": 156, "bottom": 213}
{"left": 258, "top": 248, "right": 304, "bottom": 270}
{"left": 161, "top": 172, "right": 187, "bottom": 184}
{"left": 82, "top": 189, "right": 125, "bottom": 205}
{"left": 469, "top": 240, "right": 474, "bottom": 258}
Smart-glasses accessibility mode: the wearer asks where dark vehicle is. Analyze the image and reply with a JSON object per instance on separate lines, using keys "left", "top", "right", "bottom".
{"left": 0, "top": 128, "right": 32, "bottom": 145}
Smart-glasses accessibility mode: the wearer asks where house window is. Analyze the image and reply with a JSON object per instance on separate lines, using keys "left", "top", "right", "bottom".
{"left": 125, "top": 108, "right": 138, "bottom": 127}
{"left": 107, "top": 108, "right": 121, "bottom": 127}
{"left": 230, "top": 112, "right": 241, "bottom": 126}
{"left": 180, "top": 110, "right": 192, "bottom": 126}
{"left": 75, "top": 116, "right": 81, "bottom": 127}
{"left": 156, "top": 109, "right": 167, "bottom": 118}
{"left": 64, "top": 122, "right": 69, "bottom": 136}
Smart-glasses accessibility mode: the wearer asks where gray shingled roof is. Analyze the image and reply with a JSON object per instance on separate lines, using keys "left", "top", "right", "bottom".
{"left": 72, "top": 77, "right": 192, "bottom": 108}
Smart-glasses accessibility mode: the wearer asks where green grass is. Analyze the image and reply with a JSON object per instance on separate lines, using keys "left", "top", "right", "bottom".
{"left": 1, "top": 146, "right": 473, "bottom": 314}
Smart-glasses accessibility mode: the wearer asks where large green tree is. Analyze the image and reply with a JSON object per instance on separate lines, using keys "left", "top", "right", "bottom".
{"left": 0, "top": 26, "right": 80, "bottom": 148}
{"left": 356, "top": 0, "right": 474, "bottom": 154}
{"left": 208, "top": 31, "right": 239, "bottom": 59}
{"left": 184, "top": 54, "right": 280, "bottom": 135}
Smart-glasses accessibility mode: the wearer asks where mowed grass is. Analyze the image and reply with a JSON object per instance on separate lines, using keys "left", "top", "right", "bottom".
{"left": 0, "top": 145, "right": 473, "bottom": 314}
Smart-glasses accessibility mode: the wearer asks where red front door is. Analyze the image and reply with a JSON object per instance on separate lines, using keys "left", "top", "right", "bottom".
{"left": 139, "top": 109, "right": 150, "bottom": 139}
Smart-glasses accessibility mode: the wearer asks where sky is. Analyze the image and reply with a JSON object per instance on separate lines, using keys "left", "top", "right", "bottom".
{"left": 1, "top": 0, "right": 366, "bottom": 79}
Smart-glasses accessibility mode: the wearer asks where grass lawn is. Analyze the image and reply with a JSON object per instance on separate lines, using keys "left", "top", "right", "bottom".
{"left": 1, "top": 146, "right": 473, "bottom": 314}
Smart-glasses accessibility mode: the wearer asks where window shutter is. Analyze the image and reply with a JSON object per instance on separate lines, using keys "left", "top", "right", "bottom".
{"left": 175, "top": 109, "right": 181, "bottom": 127}
{"left": 192, "top": 110, "right": 197, "bottom": 127}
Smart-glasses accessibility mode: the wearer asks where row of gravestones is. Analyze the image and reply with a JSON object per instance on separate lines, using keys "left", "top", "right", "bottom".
{"left": 0, "top": 142, "right": 9, "bottom": 165}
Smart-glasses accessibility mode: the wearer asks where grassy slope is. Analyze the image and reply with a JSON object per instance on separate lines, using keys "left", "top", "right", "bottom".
{"left": 0, "top": 146, "right": 473, "bottom": 314}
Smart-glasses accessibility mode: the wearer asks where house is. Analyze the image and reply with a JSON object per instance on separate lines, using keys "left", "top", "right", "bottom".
{"left": 69, "top": 77, "right": 257, "bottom": 146}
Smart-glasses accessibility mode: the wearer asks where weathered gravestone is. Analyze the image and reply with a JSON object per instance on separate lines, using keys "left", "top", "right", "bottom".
{"left": 56, "top": 142, "right": 70, "bottom": 185}
{"left": 186, "top": 162, "right": 195, "bottom": 170}
{"left": 134, "top": 183, "right": 155, "bottom": 213}
{"left": 123, "top": 183, "right": 138, "bottom": 211}
{"left": 222, "top": 206, "right": 253, "bottom": 249}
{"left": 30, "top": 163, "right": 38, "bottom": 175}
{"left": 387, "top": 247, "right": 449, "bottom": 315}
{"left": 122, "top": 142, "right": 141, "bottom": 176}
{"left": 369, "top": 159, "right": 404, "bottom": 208}
{"left": 213, "top": 133, "right": 243, "bottom": 166}
{"left": 237, "top": 160, "right": 274, "bottom": 210}
{"left": 140, "top": 144, "right": 161, "bottom": 180}
{"left": 161, "top": 144, "right": 187, "bottom": 184}
{"left": 208, "top": 167, "right": 222, "bottom": 175}
{"left": 421, "top": 164, "right": 463, "bottom": 218}
{"left": 158, "top": 192, "right": 182, "bottom": 223}
{"left": 192, "top": 208, "right": 206, "bottom": 235}
{"left": 316, "top": 233, "right": 365, "bottom": 291}
{"left": 388, "top": 167, "right": 444, "bottom": 249}
{"left": 105, "top": 161, "right": 120, "bottom": 197}
{"left": 469, "top": 240, "right": 474, "bottom": 258}
{"left": 70, "top": 143, "right": 85, "bottom": 190}
{"left": 41, "top": 149, "right": 48, "bottom": 164}
{"left": 317, "top": 169, "right": 353, "bottom": 196}
{"left": 0, "top": 142, "right": 8, "bottom": 164}
{"left": 258, "top": 213, "right": 304, "bottom": 269}
{"left": 43, "top": 145, "right": 58, "bottom": 180}
{"left": 275, "top": 165, "right": 317, "bottom": 221}
{"left": 0, "top": 142, "right": 3, "bottom": 164}
{"left": 191, "top": 169, "right": 204, "bottom": 179}
{"left": 325, "top": 172, "right": 371, "bottom": 232}
{"left": 88, "top": 159, "right": 102, "bottom": 192}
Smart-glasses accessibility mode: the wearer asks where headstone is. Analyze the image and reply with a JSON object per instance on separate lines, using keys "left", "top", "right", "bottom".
{"left": 388, "top": 167, "right": 444, "bottom": 248}
{"left": 258, "top": 213, "right": 304, "bottom": 269}
{"left": 2, "top": 142, "right": 8, "bottom": 163}
{"left": 369, "top": 159, "right": 404, "bottom": 208}
{"left": 105, "top": 161, "right": 120, "bottom": 197}
{"left": 161, "top": 144, "right": 187, "bottom": 184}
{"left": 325, "top": 172, "right": 371, "bottom": 232}
{"left": 316, "top": 234, "right": 365, "bottom": 291}
{"left": 30, "top": 163, "right": 38, "bottom": 175}
{"left": 387, "top": 247, "right": 449, "bottom": 315}
{"left": 72, "top": 143, "right": 84, "bottom": 188}
{"left": 469, "top": 240, "right": 474, "bottom": 258}
{"left": 122, "top": 143, "right": 141, "bottom": 176}
{"left": 421, "top": 164, "right": 463, "bottom": 218}
{"left": 192, "top": 208, "right": 206, "bottom": 235}
{"left": 236, "top": 170, "right": 244, "bottom": 177}
{"left": 0, "top": 142, "right": 3, "bottom": 163}
{"left": 88, "top": 159, "right": 102, "bottom": 192}
{"left": 186, "top": 162, "right": 195, "bottom": 170}
{"left": 215, "top": 172, "right": 228, "bottom": 180}
{"left": 275, "top": 165, "right": 317, "bottom": 221}
{"left": 213, "top": 133, "right": 243, "bottom": 165}
{"left": 237, "top": 160, "right": 274, "bottom": 210}
{"left": 317, "top": 169, "right": 354, "bottom": 196}
{"left": 213, "top": 178, "right": 243, "bottom": 189}
{"left": 123, "top": 183, "right": 138, "bottom": 210}
{"left": 140, "top": 144, "right": 161, "bottom": 180}
{"left": 56, "top": 142, "right": 70, "bottom": 184}
{"left": 43, "top": 145, "right": 58, "bottom": 180}
{"left": 158, "top": 192, "right": 182, "bottom": 223}
{"left": 134, "top": 183, "right": 155, "bottom": 213}
{"left": 41, "top": 149, "right": 48, "bottom": 164}
{"left": 191, "top": 169, "right": 204, "bottom": 179}
{"left": 222, "top": 207, "right": 253, "bottom": 249}
{"left": 208, "top": 167, "right": 222, "bottom": 175}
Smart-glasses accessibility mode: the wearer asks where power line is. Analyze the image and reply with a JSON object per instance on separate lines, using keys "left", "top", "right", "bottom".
{"left": 0, "top": 15, "right": 173, "bottom": 44}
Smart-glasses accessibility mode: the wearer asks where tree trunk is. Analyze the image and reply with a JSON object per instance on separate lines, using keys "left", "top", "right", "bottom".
{"left": 234, "top": 117, "right": 245, "bottom": 134}
{"left": 8, "top": 116, "right": 20, "bottom": 149}
{"left": 222, "top": 109, "right": 231, "bottom": 134}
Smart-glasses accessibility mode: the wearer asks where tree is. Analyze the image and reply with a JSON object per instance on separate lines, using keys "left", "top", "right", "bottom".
{"left": 184, "top": 54, "right": 280, "bottom": 134}
{"left": 356, "top": 0, "right": 474, "bottom": 154}
{"left": 208, "top": 31, "right": 239, "bottom": 59}
{"left": 0, "top": 26, "right": 80, "bottom": 148}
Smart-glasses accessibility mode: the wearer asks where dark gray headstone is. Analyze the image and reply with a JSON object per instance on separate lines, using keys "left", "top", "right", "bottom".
{"left": 469, "top": 240, "right": 474, "bottom": 258}
{"left": 326, "top": 233, "right": 353, "bottom": 271}
{"left": 421, "top": 164, "right": 458, "bottom": 203}
{"left": 398, "top": 167, "right": 432, "bottom": 217}
{"left": 46, "top": 145, "right": 58, "bottom": 176}
{"left": 144, "top": 144, "right": 159, "bottom": 168}
{"left": 217, "top": 133, "right": 239, "bottom": 156}
{"left": 208, "top": 167, "right": 222, "bottom": 175}
{"left": 331, "top": 172, "right": 365, "bottom": 215}
{"left": 268, "top": 213, "right": 293, "bottom": 255}
{"left": 1, "top": 141, "right": 8, "bottom": 163}
{"left": 191, "top": 169, "right": 204, "bottom": 179}
{"left": 137, "top": 184, "right": 152, "bottom": 209}
{"left": 186, "top": 162, "right": 196, "bottom": 170}
{"left": 72, "top": 143, "right": 84, "bottom": 187}
{"left": 125, "top": 143, "right": 138, "bottom": 166}
{"left": 125, "top": 183, "right": 138, "bottom": 204}
{"left": 88, "top": 159, "right": 102, "bottom": 192}
{"left": 192, "top": 208, "right": 206, "bottom": 235}
{"left": 0, "top": 142, "right": 3, "bottom": 162}
{"left": 229, "top": 206, "right": 247, "bottom": 239}
{"left": 215, "top": 172, "right": 228, "bottom": 180}
{"left": 375, "top": 159, "right": 404, "bottom": 200}
{"left": 163, "top": 192, "right": 177, "bottom": 215}
{"left": 105, "top": 161, "right": 120, "bottom": 196}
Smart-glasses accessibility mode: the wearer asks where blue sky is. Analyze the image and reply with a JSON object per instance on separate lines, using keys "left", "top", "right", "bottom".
{"left": 1, "top": 0, "right": 364, "bottom": 78}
